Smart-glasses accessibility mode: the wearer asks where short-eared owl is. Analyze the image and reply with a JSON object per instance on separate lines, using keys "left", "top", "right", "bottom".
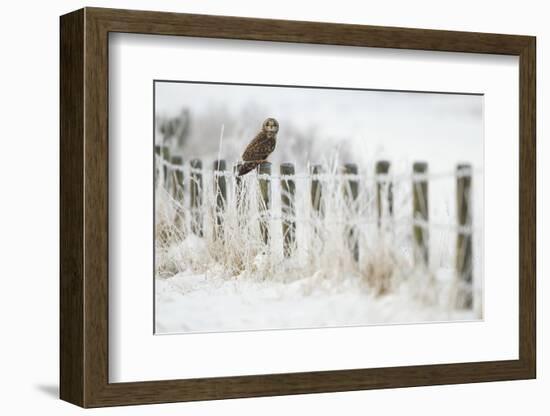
{"left": 237, "top": 118, "right": 279, "bottom": 176}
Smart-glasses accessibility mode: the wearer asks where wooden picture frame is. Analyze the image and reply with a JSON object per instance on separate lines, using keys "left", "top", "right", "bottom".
{"left": 60, "top": 7, "right": 536, "bottom": 408}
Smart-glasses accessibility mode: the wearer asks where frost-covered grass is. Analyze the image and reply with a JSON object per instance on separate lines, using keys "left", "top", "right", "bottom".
{"left": 154, "top": 157, "right": 482, "bottom": 334}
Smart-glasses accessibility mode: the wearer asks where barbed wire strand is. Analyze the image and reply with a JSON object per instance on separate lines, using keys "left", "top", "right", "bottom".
{"left": 156, "top": 156, "right": 482, "bottom": 183}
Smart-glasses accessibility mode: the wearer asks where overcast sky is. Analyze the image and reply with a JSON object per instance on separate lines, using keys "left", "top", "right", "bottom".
{"left": 155, "top": 81, "right": 483, "bottom": 172}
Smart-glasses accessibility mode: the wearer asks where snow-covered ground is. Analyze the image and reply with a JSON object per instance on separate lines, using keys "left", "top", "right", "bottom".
{"left": 155, "top": 266, "right": 480, "bottom": 334}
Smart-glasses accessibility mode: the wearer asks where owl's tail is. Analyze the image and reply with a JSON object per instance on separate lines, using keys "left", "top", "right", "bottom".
{"left": 237, "top": 161, "right": 259, "bottom": 176}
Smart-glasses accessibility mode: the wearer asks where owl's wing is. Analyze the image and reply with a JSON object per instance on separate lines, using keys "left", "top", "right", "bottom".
{"left": 242, "top": 132, "right": 276, "bottom": 161}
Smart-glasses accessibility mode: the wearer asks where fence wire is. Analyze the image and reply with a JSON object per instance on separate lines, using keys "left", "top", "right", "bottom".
{"left": 155, "top": 156, "right": 481, "bottom": 235}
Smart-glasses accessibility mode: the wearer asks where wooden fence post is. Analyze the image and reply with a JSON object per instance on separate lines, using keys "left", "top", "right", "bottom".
{"left": 170, "top": 156, "right": 185, "bottom": 231}
{"left": 170, "top": 156, "right": 184, "bottom": 199}
{"left": 344, "top": 163, "right": 359, "bottom": 262}
{"left": 213, "top": 160, "right": 227, "bottom": 239}
{"left": 154, "top": 145, "right": 161, "bottom": 185}
{"left": 258, "top": 162, "right": 271, "bottom": 246}
{"left": 311, "top": 165, "right": 324, "bottom": 218}
{"left": 376, "top": 160, "right": 393, "bottom": 227}
{"left": 190, "top": 159, "right": 203, "bottom": 237}
{"left": 233, "top": 163, "right": 243, "bottom": 205}
{"left": 413, "top": 162, "right": 429, "bottom": 266}
{"left": 281, "top": 163, "right": 296, "bottom": 257}
{"left": 162, "top": 145, "right": 170, "bottom": 188}
{"left": 456, "top": 164, "right": 473, "bottom": 309}
{"left": 233, "top": 163, "right": 245, "bottom": 232}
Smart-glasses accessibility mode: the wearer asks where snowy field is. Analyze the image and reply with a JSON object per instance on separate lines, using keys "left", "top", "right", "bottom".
{"left": 154, "top": 82, "right": 484, "bottom": 334}
{"left": 156, "top": 268, "right": 479, "bottom": 334}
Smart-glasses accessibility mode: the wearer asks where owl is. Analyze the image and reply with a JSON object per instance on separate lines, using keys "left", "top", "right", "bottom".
{"left": 237, "top": 118, "right": 279, "bottom": 176}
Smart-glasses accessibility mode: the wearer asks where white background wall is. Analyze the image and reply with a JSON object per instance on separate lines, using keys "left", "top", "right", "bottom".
{"left": 0, "top": 0, "right": 546, "bottom": 414}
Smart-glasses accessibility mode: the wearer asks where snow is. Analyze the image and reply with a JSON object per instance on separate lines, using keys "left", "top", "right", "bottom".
{"left": 155, "top": 269, "right": 479, "bottom": 334}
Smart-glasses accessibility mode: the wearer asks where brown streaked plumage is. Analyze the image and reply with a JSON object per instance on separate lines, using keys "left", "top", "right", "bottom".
{"left": 238, "top": 118, "right": 278, "bottom": 176}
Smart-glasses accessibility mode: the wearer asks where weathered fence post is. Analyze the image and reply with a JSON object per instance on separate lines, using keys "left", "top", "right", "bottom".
{"left": 233, "top": 163, "right": 243, "bottom": 206}
{"left": 213, "top": 160, "right": 227, "bottom": 239}
{"left": 170, "top": 156, "right": 185, "bottom": 231}
{"left": 258, "top": 162, "right": 271, "bottom": 246}
{"left": 190, "top": 159, "right": 203, "bottom": 237}
{"left": 376, "top": 160, "right": 393, "bottom": 227}
{"left": 155, "top": 145, "right": 161, "bottom": 185}
{"left": 281, "top": 163, "right": 296, "bottom": 257}
{"left": 344, "top": 163, "right": 359, "bottom": 262}
{"left": 413, "top": 162, "right": 429, "bottom": 266}
{"left": 162, "top": 145, "right": 171, "bottom": 188}
{"left": 311, "top": 164, "right": 324, "bottom": 218}
{"left": 170, "top": 156, "right": 184, "bottom": 199}
{"left": 233, "top": 163, "right": 245, "bottom": 232}
{"left": 456, "top": 163, "right": 473, "bottom": 309}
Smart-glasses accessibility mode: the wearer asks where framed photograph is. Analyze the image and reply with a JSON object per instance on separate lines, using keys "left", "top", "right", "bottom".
{"left": 60, "top": 7, "right": 536, "bottom": 407}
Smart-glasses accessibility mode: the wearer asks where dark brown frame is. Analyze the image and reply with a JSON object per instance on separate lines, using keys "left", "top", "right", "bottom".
{"left": 60, "top": 7, "right": 536, "bottom": 408}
